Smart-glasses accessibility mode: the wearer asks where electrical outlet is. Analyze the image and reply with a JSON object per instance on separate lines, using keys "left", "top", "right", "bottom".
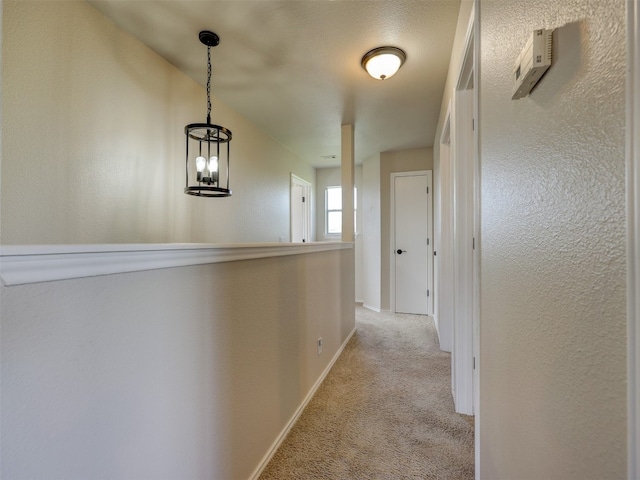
{"left": 317, "top": 337, "right": 323, "bottom": 355}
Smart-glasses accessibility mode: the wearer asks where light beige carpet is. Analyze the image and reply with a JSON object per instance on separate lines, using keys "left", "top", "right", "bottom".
{"left": 259, "top": 306, "right": 474, "bottom": 479}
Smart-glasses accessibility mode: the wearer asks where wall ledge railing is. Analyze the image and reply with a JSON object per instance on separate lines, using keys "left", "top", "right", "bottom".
{"left": 0, "top": 242, "right": 353, "bottom": 286}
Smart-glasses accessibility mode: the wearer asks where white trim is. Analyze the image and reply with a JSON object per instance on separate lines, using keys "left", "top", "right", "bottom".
{"left": 390, "top": 170, "right": 434, "bottom": 315}
{"left": 451, "top": 4, "right": 476, "bottom": 418}
{"left": 363, "top": 303, "right": 381, "bottom": 313}
{"left": 428, "top": 172, "right": 434, "bottom": 316}
{"left": 290, "top": 174, "right": 311, "bottom": 188}
{"left": 0, "top": 242, "right": 353, "bottom": 286}
{"left": 457, "top": 7, "right": 476, "bottom": 92}
{"left": 452, "top": 90, "right": 473, "bottom": 416}
{"left": 472, "top": 1, "right": 480, "bottom": 478}
{"left": 249, "top": 325, "right": 357, "bottom": 480}
{"left": 436, "top": 102, "right": 454, "bottom": 353}
{"left": 440, "top": 101, "right": 452, "bottom": 146}
{"left": 628, "top": 0, "right": 640, "bottom": 478}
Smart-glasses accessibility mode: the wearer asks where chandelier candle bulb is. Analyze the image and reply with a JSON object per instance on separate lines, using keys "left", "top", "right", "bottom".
{"left": 208, "top": 156, "right": 219, "bottom": 183}
{"left": 195, "top": 156, "right": 206, "bottom": 172}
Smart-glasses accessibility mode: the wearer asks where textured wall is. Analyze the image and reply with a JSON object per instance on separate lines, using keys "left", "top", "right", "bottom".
{"left": 1, "top": 248, "right": 355, "bottom": 479}
{"left": 1, "top": 0, "right": 314, "bottom": 245}
{"left": 479, "top": 1, "right": 627, "bottom": 478}
{"left": 380, "top": 148, "right": 433, "bottom": 310}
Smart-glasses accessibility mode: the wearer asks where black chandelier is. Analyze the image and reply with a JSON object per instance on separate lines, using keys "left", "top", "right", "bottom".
{"left": 184, "top": 31, "right": 232, "bottom": 197}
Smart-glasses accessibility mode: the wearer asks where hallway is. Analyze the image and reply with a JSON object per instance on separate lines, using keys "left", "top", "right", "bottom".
{"left": 260, "top": 306, "right": 474, "bottom": 479}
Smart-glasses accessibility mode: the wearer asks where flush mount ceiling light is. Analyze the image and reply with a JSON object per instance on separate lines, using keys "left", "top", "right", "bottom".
{"left": 361, "top": 46, "right": 406, "bottom": 80}
{"left": 184, "top": 30, "right": 232, "bottom": 197}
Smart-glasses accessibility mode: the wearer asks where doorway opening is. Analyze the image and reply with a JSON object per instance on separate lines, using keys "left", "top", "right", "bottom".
{"left": 451, "top": 10, "right": 477, "bottom": 418}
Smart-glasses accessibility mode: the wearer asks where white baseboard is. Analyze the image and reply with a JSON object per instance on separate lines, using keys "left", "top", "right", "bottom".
{"left": 248, "top": 326, "right": 357, "bottom": 480}
{"left": 363, "top": 303, "right": 381, "bottom": 313}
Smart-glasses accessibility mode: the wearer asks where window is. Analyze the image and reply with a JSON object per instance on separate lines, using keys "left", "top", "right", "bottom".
{"left": 325, "top": 186, "right": 357, "bottom": 235}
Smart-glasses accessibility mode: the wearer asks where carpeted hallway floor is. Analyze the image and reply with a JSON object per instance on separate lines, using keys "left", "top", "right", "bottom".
{"left": 259, "top": 306, "right": 474, "bottom": 479}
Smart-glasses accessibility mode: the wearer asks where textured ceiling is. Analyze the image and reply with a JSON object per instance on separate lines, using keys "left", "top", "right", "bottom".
{"left": 88, "top": 0, "right": 461, "bottom": 167}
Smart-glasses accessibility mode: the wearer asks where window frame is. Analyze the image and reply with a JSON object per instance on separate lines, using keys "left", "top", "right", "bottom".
{"left": 324, "top": 186, "right": 357, "bottom": 236}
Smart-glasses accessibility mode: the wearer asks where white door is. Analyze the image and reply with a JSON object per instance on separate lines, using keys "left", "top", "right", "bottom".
{"left": 392, "top": 171, "right": 433, "bottom": 315}
{"left": 290, "top": 174, "right": 311, "bottom": 243}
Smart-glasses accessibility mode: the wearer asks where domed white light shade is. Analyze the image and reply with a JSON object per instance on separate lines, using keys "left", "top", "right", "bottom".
{"left": 361, "top": 46, "right": 406, "bottom": 80}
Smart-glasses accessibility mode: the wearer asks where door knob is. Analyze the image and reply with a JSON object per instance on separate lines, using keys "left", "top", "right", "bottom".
{"left": 396, "top": 249, "right": 406, "bottom": 255}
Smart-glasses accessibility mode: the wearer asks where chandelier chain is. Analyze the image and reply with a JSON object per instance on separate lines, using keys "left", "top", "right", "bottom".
{"left": 206, "top": 46, "right": 212, "bottom": 122}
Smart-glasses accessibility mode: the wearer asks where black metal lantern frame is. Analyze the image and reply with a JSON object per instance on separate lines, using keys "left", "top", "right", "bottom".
{"left": 184, "top": 31, "right": 232, "bottom": 197}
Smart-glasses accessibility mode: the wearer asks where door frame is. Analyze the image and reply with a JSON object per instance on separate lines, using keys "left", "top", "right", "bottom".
{"left": 451, "top": 8, "right": 476, "bottom": 418}
{"left": 390, "top": 170, "right": 433, "bottom": 315}
{"left": 436, "top": 102, "right": 454, "bottom": 354}
{"left": 472, "top": 3, "right": 480, "bottom": 477}
{"left": 290, "top": 173, "right": 311, "bottom": 243}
